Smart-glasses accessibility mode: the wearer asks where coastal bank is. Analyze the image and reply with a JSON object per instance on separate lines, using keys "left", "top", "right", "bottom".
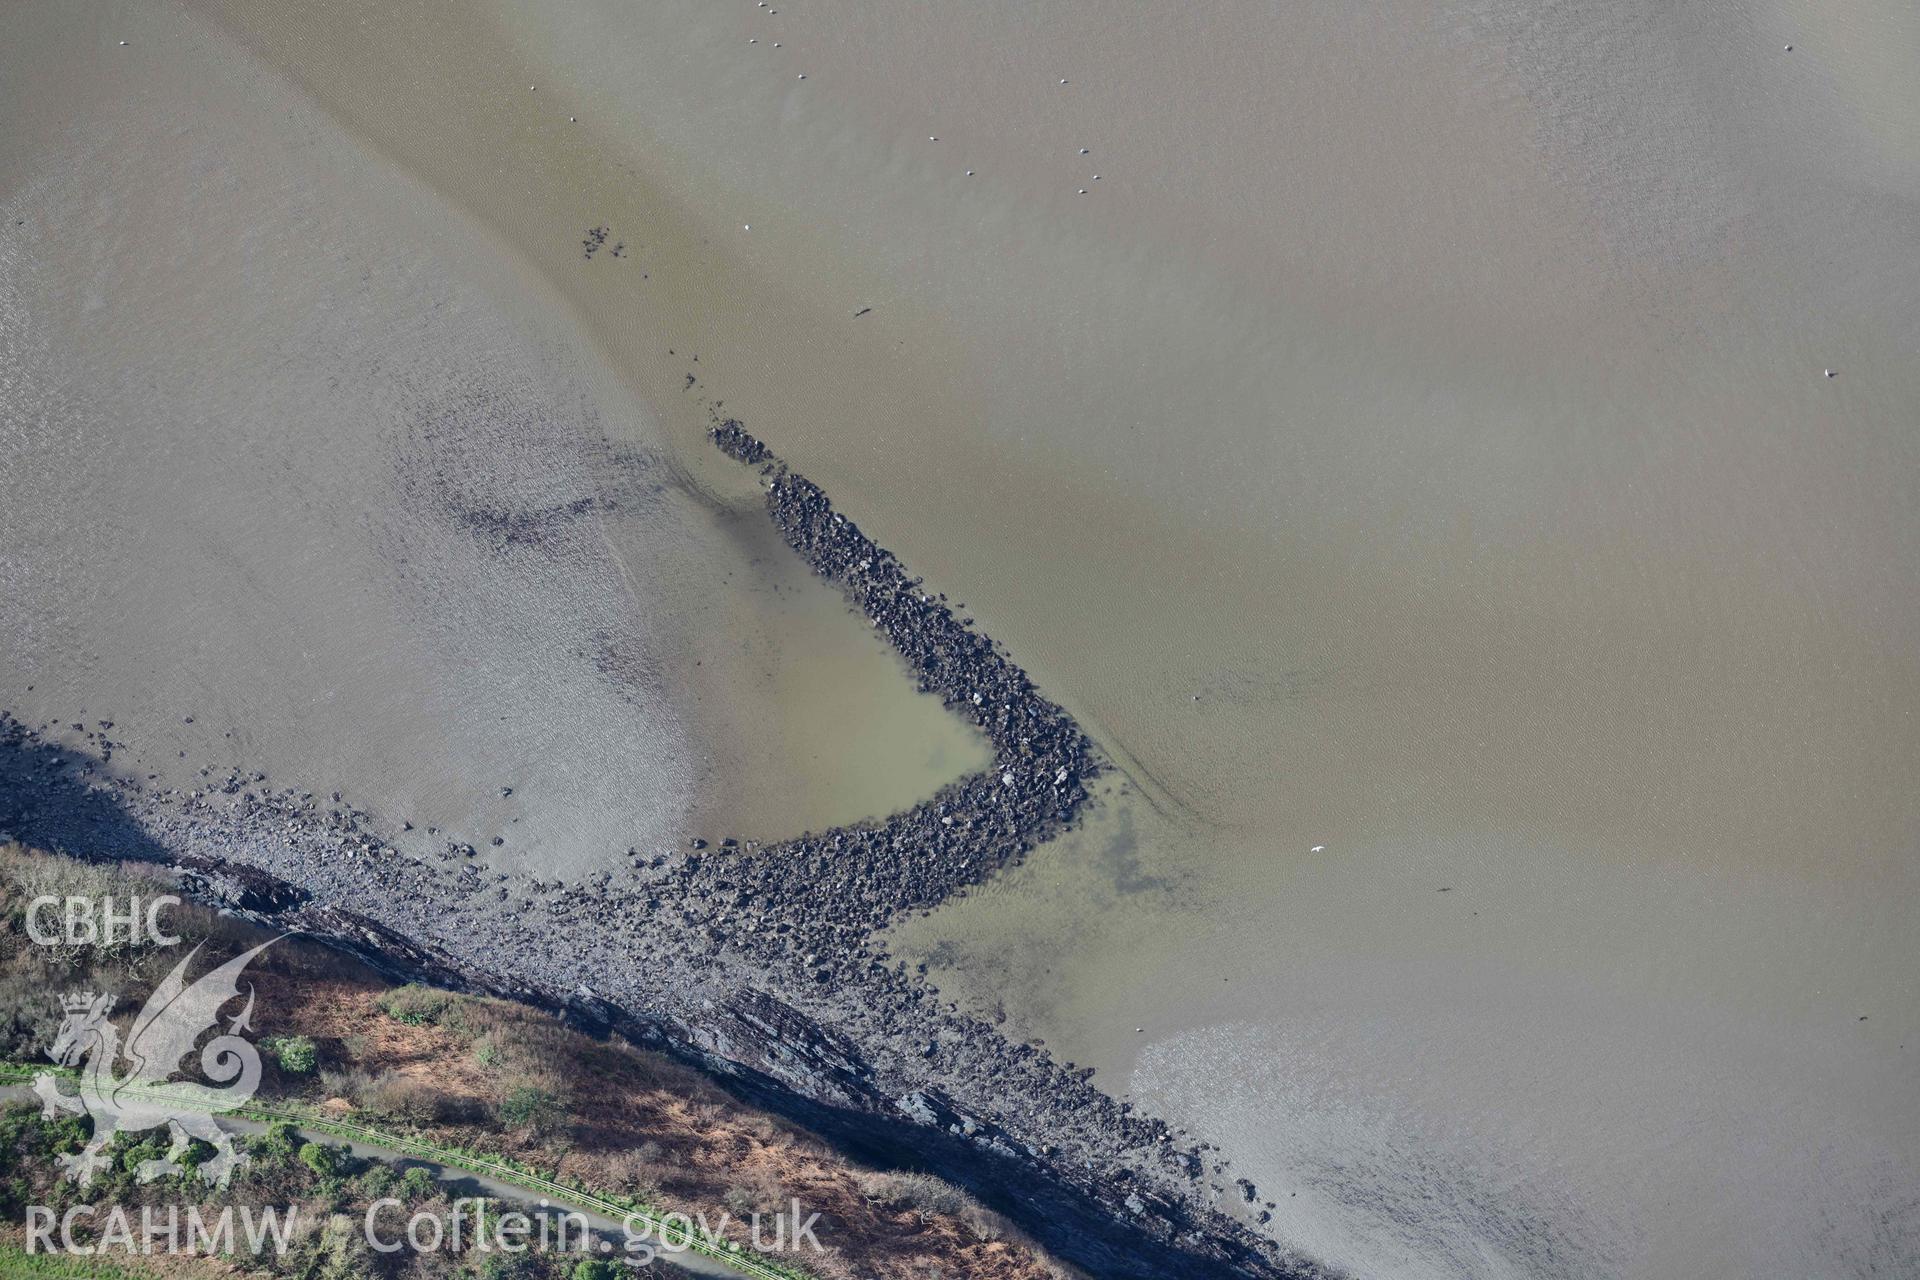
{"left": 0, "top": 425, "right": 1324, "bottom": 1280}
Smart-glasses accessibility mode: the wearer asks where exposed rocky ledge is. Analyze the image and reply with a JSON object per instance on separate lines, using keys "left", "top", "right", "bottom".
{"left": 0, "top": 423, "right": 1331, "bottom": 1280}
{"left": 691, "top": 421, "right": 1097, "bottom": 961}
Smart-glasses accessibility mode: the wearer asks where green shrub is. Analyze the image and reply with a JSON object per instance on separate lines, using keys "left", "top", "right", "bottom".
{"left": 354, "top": 1162, "right": 398, "bottom": 1200}
{"left": 265, "top": 1033, "right": 319, "bottom": 1074}
{"left": 399, "top": 1164, "right": 438, "bottom": 1202}
{"left": 255, "top": 1120, "right": 299, "bottom": 1163}
{"left": 0, "top": 1238, "right": 154, "bottom": 1277}
{"left": 497, "top": 1084, "right": 562, "bottom": 1135}
{"left": 477, "top": 1251, "right": 541, "bottom": 1279}
{"left": 118, "top": 1136, "right": 163, "bottom": 1176}
{"left": 298, "top": 1140, "right": 339, "bottom": 1179}
{"left": 377, "top": 984, "right": 454, "bottom": 1026}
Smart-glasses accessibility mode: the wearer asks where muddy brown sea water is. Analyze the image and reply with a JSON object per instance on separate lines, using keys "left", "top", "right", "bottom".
{"left": 0, "top": 2, "right": 987, "bottom": 880}
{"left": 5, "top": 0, "right": 1918, "bottom": 1275}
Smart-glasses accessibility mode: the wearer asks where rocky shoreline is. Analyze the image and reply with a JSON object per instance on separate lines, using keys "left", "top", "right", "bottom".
{"left": 0, "top": 424, "right": 1328, "bottom": 1280}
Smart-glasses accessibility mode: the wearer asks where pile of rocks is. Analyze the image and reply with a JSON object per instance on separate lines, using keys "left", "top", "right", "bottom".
{"left": 0, "top": 423, "right": 1321, "bottom": 1280}
{"left": 668, "top": 423, "right": 1095, "bottom": 965}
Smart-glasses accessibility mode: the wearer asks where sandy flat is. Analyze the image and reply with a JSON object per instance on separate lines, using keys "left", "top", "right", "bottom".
{"left": 5, "top": 0, "right": 1917, "bottom": 1274}
{"left": 0, "top": 1, "right": 987, "bottom": 879}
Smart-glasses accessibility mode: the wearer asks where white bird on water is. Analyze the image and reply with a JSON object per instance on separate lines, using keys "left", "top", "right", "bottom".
{"left": 1310, "top": 845, "right": 1327, "bottom": 853}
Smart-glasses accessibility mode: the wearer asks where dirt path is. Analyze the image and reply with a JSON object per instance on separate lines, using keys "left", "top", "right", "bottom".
{"left": 0, "top": 1083, "right": 775, "bottom": 1279}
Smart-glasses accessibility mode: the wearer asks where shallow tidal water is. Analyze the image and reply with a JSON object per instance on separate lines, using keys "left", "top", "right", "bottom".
{"left": 5, "top": 0, "right": 1919, "bottom": 1275}
{"left": 0, "top": 1, "right": 988, "bottom": 876}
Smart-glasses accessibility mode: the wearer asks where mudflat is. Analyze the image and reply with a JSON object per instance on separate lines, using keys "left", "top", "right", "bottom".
{"left": 4, "top": 0, "right": 1917, "bottom": 1276}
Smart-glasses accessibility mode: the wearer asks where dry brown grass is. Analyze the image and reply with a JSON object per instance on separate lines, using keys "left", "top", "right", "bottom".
{"left": 264, "top": 981, "right": 1072, "bottom": 1279}
{"left": 0, "top": 844, "right": 1076, "bottom": 1280}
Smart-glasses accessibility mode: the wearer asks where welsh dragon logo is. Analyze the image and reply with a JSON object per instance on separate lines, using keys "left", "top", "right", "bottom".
{"left": 33, "top": 939, "right": 282, "bottom": 1188}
